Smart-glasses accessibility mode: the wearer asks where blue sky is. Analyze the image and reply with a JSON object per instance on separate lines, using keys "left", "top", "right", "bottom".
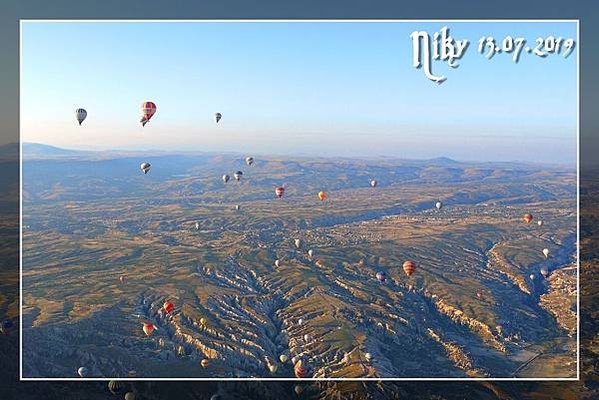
{"left": 21, "top": 21, "right": 577, "bottom": 163}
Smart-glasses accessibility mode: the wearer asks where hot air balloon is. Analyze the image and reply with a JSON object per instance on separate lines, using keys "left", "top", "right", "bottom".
{"left": 543, "top": 248, "right": 550, "bottom": 258}
{"left": 303, "top": 334, "right": 311, "bottom": 342}
{"left": 307, "top": 249, "right": 314, "bottom": 258}
{"left": 274, "top": 259, "right": 281, "bottom": 267}
{"left": 142, "top": 322, "right": 157, "bottom": 337}
{"left": 530, "top": 274, "right": 535, "bottom": 280}
{"left": 523, "top": 213, "right": 533, "bottom": 224}
{"left": 294, "top": 360, "right": 309, "bottom": 378}
{"left": 119, "top": 276, "right": 125, "bottom": 284}
{"left": 403, "top": 260, "right": 416, "bottom": 277}
{"left": 140, "top": 101, "right": 157, "bottom": 127}
{"left": 235, "top": 204, "right": 240, "bottom": 211}
{"left": 298, "top": 318, "right": 304, "bottom": 326}
{"left": 268, "top": 364, "right": 278, "bottom": 374}
{"left": 246, "top": 157, "right": 254, "bottom": 166}
{"left": 279, "top": 354, "right": 288, "bottom": 363}
{"left": 370, "top": 179, "right": 377, "bottom": 188}
{"left": 108, "top": 380, "right": 124, "bottom": 395}
{"left": 294, "top": 239, "right": 301, "bottom": 249}
{"left": 222, "top": 174, "right": 230, "bottom": 183}
{"left": 214, "top": 112, "right": 222, "bottom": 123}
{"left": 294, "top": 385, "right": 304, "bottom": 396}
{"left": 275, "top": 186, "right": 285, "bottom": 198}
{"left": 125, "top": 392, "right": 136, "bottom": 400}
{"left": 77, "top": 367, "right": 89, "bottom": 378}
{"left": 234, "top": 171, "right": 243, "bottom": 181}
{"left": 476, "top": 291, "right": 482, "bottom": 299}
{"left": 436, "top": 201, "right": 443, "bottom": 210}
{"left": 540, "top": 267, "right": 549, "bottom": 278}
{"left": 376, "top": 271, "right": 386, "bottom": 282}
{"left": 140, "top": 162, "right": 151, "bottom": 174}
{"left": 195, "top": 222, "right": 200, "bottom": 230}
{"left": 364, "top": 352, "right": 372, "bottom": 362}
{"left": 201, "top": 359, "right": 209, "bottom": 368}
{"left": 2, "top": 319, "right": 14, "bottom": 330}
{"left": 163, "top": 300, "right": 174, "bottom": 314}
{"left": 538, "top": 220, "right": 544, "bottom": 226}
{"left": 318, "top": 191, "right": 328, "bottom": 201}
{"left": 75, "top": 108, "right": 87, "bottom": 125}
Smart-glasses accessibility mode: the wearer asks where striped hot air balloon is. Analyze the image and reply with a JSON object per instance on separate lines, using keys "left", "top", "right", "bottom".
{"left": 403, "top": 260, "right": 416, "bottom": 277}
{"left": 294, "top": 360, "right": 309, "bottom": 378}
{"left": 140, "top": 101, "right": 157, "bottom": 126}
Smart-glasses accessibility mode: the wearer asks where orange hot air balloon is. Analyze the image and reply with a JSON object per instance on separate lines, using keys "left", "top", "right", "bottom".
{"left": 318, "top": 191, "right": 328, "bottom": 201}
{"left": 140, "top": 101, "right": 157, "bottom": 127}
{"left": 142, "top": 323, "right": 156, "bottom": 337}
{"left": 294, "top": 360, "right": 309, "bottom": 378}
{"left": 523, "top": 213, "right": 533, "bottom": 224}
{"left": 163, "top": 300, "right": 174, "bottom": 314}
{"left": 201, "top": 359, "right": 209, "bottom": 368}
{"left": 403, "top": 260, "right": 416, "bottom": 277}
{"left": 275, "top": 186, "right": 285, "bottom": 198}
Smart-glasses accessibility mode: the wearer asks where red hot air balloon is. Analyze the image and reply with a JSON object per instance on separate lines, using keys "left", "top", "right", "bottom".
{"left": 140, "top": 101, "right": 157, "bottom": 127}
{"left": 403, "top": 260, "right": 416, "bottom": 277}
{"left": 275, "top": 186, "right": 285, "bottom": 198}
{"left": 163, "top": 300, "right": 174, "bottom": 314}
{"left": 294, "top": 360, "right": 309, "bottom": 378}
{"left": 523, "top": 213, "right": 533, "bottom": 224}
{"left": 142, "top": 323, "right": 156, "bottom": 337}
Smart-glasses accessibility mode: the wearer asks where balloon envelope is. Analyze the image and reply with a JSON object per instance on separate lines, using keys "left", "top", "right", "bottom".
{"left": 75, "top": 108, "right": 87, "bottom": 125}
{"left": 403, "top": 260, "right": 416, "bottom": 277}
{"left": 214, "top": 112, "right": 222, "bottom": 123}
{"left": 77, "top": 367, "right": 88, "bottom": 377}
{"left": 275, "top": 186, "right": 285, "bottom": 198}
{"left": 523, "top": 213, "right": 533, "bottom": 224}
{"left": 140, "top": 101, "right": 157, "bottom": 126}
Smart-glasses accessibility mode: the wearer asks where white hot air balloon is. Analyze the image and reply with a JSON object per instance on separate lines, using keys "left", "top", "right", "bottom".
{"left": 268, "top": 364, "right": 278, "bottom": 374}
{"left": 530, "top": 274, "right": 535, "bottom": 280}
{"left": 235, "top": 204, "right": 240, "bottom": 211}
{"left": 307, "top": 249, "right": 314, "bottom": 258}
{"left": 140, "top": 162, "right": 151, "bottom": 174}
{"left": 195, "top": 222, "right": 200, "bottom": 230}
{"left": 298, "top": 318, "right": 304, "bottom": 326}
{"left": 75, "top": 108, "right": 87, "bottom": 125}
{"left": 77, "top": 366, "right": 88, "bottom": 377}
{"left": 274, "top": 259, "right": 281, "bottom": 267}
{"left": 246, "top": 157, "right": 254, "bottom": 166}
{"left": 436, "top": 201, "right": 443, "bottom": 210}
{"left": 543, "top": 248, "right": 550, "bottom": 258}
{"left": 279, "top": 354, "right": 288, "bottom": 363}
{"left": 538, "top": 220, "right": 544, "bottom": 226}
{"left": 364, "top": 352, "right": 372, "bottom": 362}
{"left": 294, "top": 239, "right": 301, "bottom": 249}
{"left": 222, "top": 174, "right": 230, "bottom": 183}
{"left": 370, "top": 179, "right": 377, "bottom": 188}
{"left": 303, "top": 334, "right": 310, "bottom": 342}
